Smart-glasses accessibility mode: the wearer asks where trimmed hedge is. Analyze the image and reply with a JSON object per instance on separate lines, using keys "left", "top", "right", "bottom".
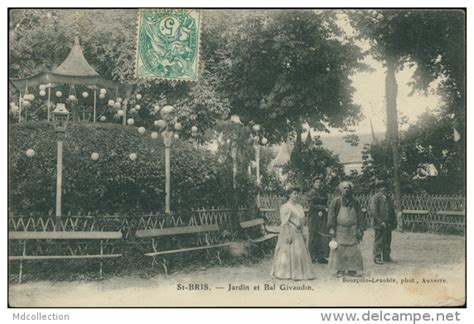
{"left": 9, "top": 121, "right": 239, "bottom": 215}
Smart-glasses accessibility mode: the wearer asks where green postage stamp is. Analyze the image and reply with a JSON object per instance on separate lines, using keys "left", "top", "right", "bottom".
{"left": 135, "top": 9, "right": 201, "bottom": 81}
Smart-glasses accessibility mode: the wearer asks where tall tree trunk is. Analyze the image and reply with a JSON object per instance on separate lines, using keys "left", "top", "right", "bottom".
{"left": 295, "top": 122, "right": 303, "bottom": 189}
{"left": 385, "top": 57, "right": 403, "bottom": 231}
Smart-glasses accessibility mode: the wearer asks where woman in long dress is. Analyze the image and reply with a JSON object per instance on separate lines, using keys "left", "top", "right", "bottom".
{"left": 271, "top": 187, "right": 316, "bottom": 280}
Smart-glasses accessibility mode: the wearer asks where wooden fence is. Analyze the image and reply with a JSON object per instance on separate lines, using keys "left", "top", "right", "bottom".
{"left": 257, "top": 194, "right": 465, "bottom": 233}
{"left": 8, "top": 193, "right": 464, "bottom": 234}
{"left": 8, "top": 206, "right": 258, "bottom": 233}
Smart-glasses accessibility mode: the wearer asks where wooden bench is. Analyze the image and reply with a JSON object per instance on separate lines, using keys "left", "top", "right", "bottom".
{"left": 239, "top": 218, "right": 278, "bottom": 255}
{"left": 9, "top": 230, "right": 123, "bottom": 283}
{"left": 135, "top": 224, "right": 230, "bottom": 277}
{"left": 402, "top": 209, "right": 430, "bottom": 231}
{"left": 431, "top": 210, "right": 465, "bottom": 232}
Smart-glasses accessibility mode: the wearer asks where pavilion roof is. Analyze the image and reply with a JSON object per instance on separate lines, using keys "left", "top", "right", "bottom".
{"left": 9, "top": 36, "right": 134, "bottom": 96}
{"left": 51, "top": 36, "right": 99, "bottom": 77}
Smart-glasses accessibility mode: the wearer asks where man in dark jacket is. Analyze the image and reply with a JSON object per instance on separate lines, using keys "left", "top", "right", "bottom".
{"left": 307, "top": 176, "right": 329, "bottom": 264}
{"left": 370, "top": 181, "right": 397, "bottom": 264}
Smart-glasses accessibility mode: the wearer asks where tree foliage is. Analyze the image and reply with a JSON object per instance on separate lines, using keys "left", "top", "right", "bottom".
{"left": 204, "top": 10, "right": 366, "bottom": 143}
{"left": 357, "top": 111, "right": 464, "bottom": 195}
{"left": 284, "top": 136, "right": 345, "bottom": 192}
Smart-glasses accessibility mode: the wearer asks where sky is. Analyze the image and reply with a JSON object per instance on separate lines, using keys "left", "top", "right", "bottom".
{"left": 320, "top": 14, "right": 443, "bottom": 138}
{"left": 346, "top": 56, "right": 442, "bottom": 136}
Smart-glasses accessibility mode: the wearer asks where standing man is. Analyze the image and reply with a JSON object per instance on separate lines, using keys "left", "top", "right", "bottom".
{"left": 370, "top": 180, "right": 397, "bottom": 264}
{"left": 307, "top": 176, "right": 329, "bottom": 264}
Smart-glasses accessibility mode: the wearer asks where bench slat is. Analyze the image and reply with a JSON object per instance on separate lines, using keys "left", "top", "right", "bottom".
{"left": 9, "top": 254, "right": 122, "bottom": 261}
{"left": 259, "top": 208, "right": 275, "bottom": 212}
{"left": 251, "top": 234, "right": 278, "bottom": 243}
{"left": 435, "top": 211, "right": 465, "bottom": 216}
{"left": 9, "top": 231, "right": 123, "bottom": 240}
{"left": 265, "top": 225, "right": 281, "bottom": 234}
{"left": 240, "top": 218, "right": 265, "bottom": 228}
{"left": 402, "top": 210, "right": 429, "bottom": 215}
{"left": 135, "top": 224, "right": 219, "bottom": 238}
{"left": 144, "top": 243, "right": 230, "bottom": 256}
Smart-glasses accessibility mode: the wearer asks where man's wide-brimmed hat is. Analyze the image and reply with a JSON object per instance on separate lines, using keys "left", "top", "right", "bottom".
{"left": 313, "top": 174, "right": 324, "bottom": 181}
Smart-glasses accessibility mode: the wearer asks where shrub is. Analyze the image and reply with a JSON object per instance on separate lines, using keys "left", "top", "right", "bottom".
{"left": 9, "top": 121, "right": 247, "bottom": 216}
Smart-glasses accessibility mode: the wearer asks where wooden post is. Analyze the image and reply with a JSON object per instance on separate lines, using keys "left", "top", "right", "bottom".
{"left": 163, "top": 131, "right": 172, "bottom": 215}
{"left": 255, "top": 144, "right": 261, "bottom": 187}
{"left": 18, "top": 91, "right": 22, "bottom": 123}
{"left": 93, "top": 87, "right": 97, "bottom": 123}
{"left": 47, "top": 86, "right": 51, "bottom": 122}
{"left": 123, "top": 102, "right": 127, "bottom": 126}
{"left": 56, "top": 140, "right": 63, "bottom": 218}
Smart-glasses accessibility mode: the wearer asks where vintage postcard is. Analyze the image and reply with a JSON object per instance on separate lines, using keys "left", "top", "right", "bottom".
{"left": 7, "top": 8, "right": 466, "bottom": 307}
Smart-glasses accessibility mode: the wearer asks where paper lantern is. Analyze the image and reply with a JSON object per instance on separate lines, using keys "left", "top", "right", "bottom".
{"left": 117, "top": 110, "right": 124, "bottom": 117}
{"left": 116, "top": 97, "right": 123, "bottom": 103}
{"left": 155, "top": 120, "right": 167, "bottom": 129}
{"left": 160, "top": 105, "right": 175, "bottom": 121}
{"left": 174, "top": 133, "right": 179, "bottom": 140}
{"left": 56, "top": 91, "right": 63, "bottom": 98}
{"left": 82, "top": 92, "right": 89, "bottom": 98}
{"left": 99, "top": 93, "right": 105, "bottom": 99}
{"left": 99, "top": 116, "right": 107, "bottom": 122}
{"left": 68, "top": 95, "right": 76, "bottom": 101}
{"left": 108, "top": 100, "right": 115, "bottom": 107}
{"left": 153, "top": 105, "right": 160, "bottom": 112}
{"left": 26, "top": 149, "right": 35, "bottom": 158}
{"left": 136, "top": 94, "right": 142, "bottom": 100}
{"left": 174, "top": 122, "right": 182, "bottom": 131}
{"left": 151, "top": 132, "right": 159, "bottom": 139}
{"left": 135, "top": 104, "right": 141, "bottom": 110}
{"left": 100, "top": 88, "right": 107, "bottom": 95}
{"left": 39, "top": 90, "right": 46, "bottom": 97}
{"left": 129, "top": 153, "right": 137, "bottom": 161}
{"left": 39, "top": 84, "right": 46, "bottom": 91}
{"left": 130, "top": 108, "right": 136, "bottom": 113}
{"left": 22, "top": 100, "right": 31, "bottom": 108}
{"left": 91, "top": 152, "right": 99, "bottom": 161}
{"left": 329, "top": 240, "right": 338, "bottom": 250}
{"left": 114, "top": 102, "right": 121, "bottom": 109}
{"left": 191, "top": 126, "right": 198, "bottom": 132}
{"left": 127, "top": 118, "right": 135, "bottom": 125}
{"left": 138, "top": 127, "right": 146, "bottom": 134}
{"left": 261, "top": 137, "right": 268, "bottom": 145}
{"left": 10, "top": 106, "right": 19, "bottom": 113}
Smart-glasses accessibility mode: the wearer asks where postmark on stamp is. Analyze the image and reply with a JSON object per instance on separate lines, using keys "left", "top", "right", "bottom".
{"left": 135, "top": 9, "right": 201, "bottom": 81}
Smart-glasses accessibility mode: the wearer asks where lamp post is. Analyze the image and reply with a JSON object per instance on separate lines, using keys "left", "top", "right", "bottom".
{"left": 155, "top": 105, "right": 181, "bottom": 215}
{"left": 52, "top": 103, "right": 70, "bottom": 226}
{"left": 229, "top": 115, "right": 241, "bottom": 190}
{"left": 251, "top": 124, "right": 268, "bottom": 189}
{"left": 191, "top": 126, "right": 198, "bottom": 146}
